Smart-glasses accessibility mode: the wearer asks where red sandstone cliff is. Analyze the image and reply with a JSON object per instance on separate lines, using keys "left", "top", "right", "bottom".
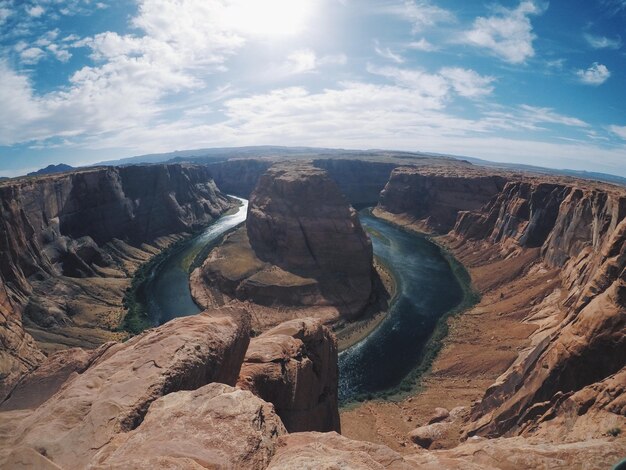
{"left": 375, "top": 166, "right": 626, "bottom": 440}
{"left": 0, "top": 164, "right": 231, "bottom": 401}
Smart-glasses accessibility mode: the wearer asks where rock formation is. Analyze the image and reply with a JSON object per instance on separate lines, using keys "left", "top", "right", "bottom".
{"left": 237, "top": 318, "right": 340, "bottom": 433}
{"left": 89, "top": 383, "right": 287, "bottom": 470}
{"left": 0, "top": 307, "right": 251, "bottom": 469}
{"left": 0, "top": 164, "right": 231, "bottom": 400}
{"left": 373, "top": 165, "right": 626, "bottom": 444}
{"left": 194, "top": 163, "right": 376, "bottom": 318}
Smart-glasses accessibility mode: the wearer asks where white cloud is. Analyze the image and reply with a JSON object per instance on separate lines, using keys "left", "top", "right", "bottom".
{"left": 26, "top": 5, "right": 44, "bottom": 17}
{"left": 0, "top": 6, "right": 11, "bottom": 24}
{"left": 0, "top": 0, "right": 248, "bottom": 146}
{"left": 440, "top": 67, "right": 495, "bottom": 98}
{"left": 584, "top": 33, "right": 622, "bottom": 50}
{"left": 407, "top": 38, "right": 437, "bottom": 51}
{"left": 518, "top": 105, "right": 589, "bottom": 127}
{"left": 462, "top": 1, "right": 546, "bottom": 64}
{"left": 609, "top": 125, "right": 626, "bottom": 140}
{"left": 374, "top": 40, "right": 404, "bottom": 63}
{"left": 20, "top": 46, "right": 45, "bottom": 64}
{"left": 394, "top": 0, "right": 454, "bottom": 33}
{"left": 368, "top": 64, "right": 495, "bottom": 102}
{"left": 287, "top": 49, "right": 317, "bottom": 73}
{"left": 576, "top": 62, "right": 611, "bottom": 85}
{"left": 483, "top": 105, "right": 589, "bottom": 132}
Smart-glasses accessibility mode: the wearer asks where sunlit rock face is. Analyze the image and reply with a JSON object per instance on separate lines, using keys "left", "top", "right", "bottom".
{"left": 0, "top": 164, "right": 231, "bottom": 401}
{"left": 237, "top": 318, "right": 340, "bottom": 433}
{"left": 245, "top": 163, "right": 375, "bottom": 316}
{"left": 375, "top": 165, "right": 626, "bottom": 441}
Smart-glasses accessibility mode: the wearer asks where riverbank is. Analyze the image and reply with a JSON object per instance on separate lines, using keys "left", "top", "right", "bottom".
{"left": 340, "top": 208, "right": 560, "bottom": 452}
{"left": 334, "top": 257, "right": 397, "bottom": 351}
{"left": 121, "top": 197, "right": 244, "bottom": 336}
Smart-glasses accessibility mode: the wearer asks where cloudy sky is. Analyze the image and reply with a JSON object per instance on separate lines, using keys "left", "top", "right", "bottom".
{"left": 0, "top": 0, "right": 625, "bottom": 176}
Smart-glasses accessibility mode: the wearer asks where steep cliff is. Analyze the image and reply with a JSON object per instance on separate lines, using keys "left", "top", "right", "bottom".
{"left": 374, "top": 166, "right": 626, "bottom": 440}
{"left": 312, "top": 159, "right": 397, "bottom": 206}
{"left": 237, "top": 318, "right": 340, "bottom": 433}
{"left": 195, "top": 163, "right": 376, "bottom": 318}
{"left": 0, "top": 164, "right": 231, "bottom": 400}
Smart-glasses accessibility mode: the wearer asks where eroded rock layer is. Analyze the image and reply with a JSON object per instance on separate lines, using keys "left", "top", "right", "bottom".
{"left": 237, "top": 318, "right": 340, "bottom": 433}
{"left": 0, "top": 307, "right": 251, "bottom": 469}
{"left": 247, "top": 163, "right": 375, "bottom": 314}
{"left": 374, "top": 166, "right": 626, "bottom": 441}
{"left": 197, "top": 163, "right": 376, "bottom": 318}
{"left": 0, "top": 164, "right": 230, "bottom": 400}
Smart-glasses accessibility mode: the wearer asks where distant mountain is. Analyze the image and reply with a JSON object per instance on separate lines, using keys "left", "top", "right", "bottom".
{"left": 95, "top": 145, "right": 626, "bottom": 187}
{"left": 95, "top": 146, "right": 351, "bottom": 167}
{"left": 27, "top": 164, "right": 74, "bottom": 177}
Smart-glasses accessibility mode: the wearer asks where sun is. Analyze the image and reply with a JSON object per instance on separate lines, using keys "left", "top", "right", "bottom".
{"left": 224, "top": 0, "right": 316, "bottom": 37}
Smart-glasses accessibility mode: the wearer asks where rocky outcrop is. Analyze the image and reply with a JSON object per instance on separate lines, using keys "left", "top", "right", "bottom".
{"left": 0, "top": 307, "right": 251, "bottom": 469}
{"left": 378, "top": 167, "right": 506, "bottom": 232}
{"left": 0, "top": 343, "right": 114, "bottom": 411}
{"left": 312, "top": 159, "right": 397, "bottom": 206}
{"left": 267, "top": 432, "right": 416, "bottom": 469}
{"left": 374, "top": 166, "right": 626, "bottom": 441}
{"left": 0, "top": 279, "right": 44, "bottom": 404}
{"left": 246, "top": 163, "right": 375, "bottom": 315}
{"left": 197, "top": 163, "right": 376, "bottom": 318}
{"left": 90, "top": 383, "right": 286, "bottom": 470}
{"left": 237, "top": 318, "right": 340, "bottom": 433}
{"left": 0, "top": 164, "right": 231, "bottom": 400}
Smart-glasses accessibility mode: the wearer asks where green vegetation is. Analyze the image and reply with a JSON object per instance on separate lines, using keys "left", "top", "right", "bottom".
{"left": 120, "top": 234, "right": 197, "bottom": 336}
{"left": 607, "top": 427, "right": 621, "bottom": 437}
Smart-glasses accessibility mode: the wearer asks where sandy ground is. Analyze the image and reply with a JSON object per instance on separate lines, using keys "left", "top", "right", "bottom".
{"left": 340, "top": 210, "right": 564, "bottom": 453}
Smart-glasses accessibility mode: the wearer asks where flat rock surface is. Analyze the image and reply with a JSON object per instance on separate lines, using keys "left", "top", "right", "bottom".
{"left": 90, "top": 383, "right": 287, "bottom": 470}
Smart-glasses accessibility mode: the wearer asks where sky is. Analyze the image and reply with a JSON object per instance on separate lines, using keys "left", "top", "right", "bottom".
{"left": 0, "top": 0, "right": 625, "bottom": 177}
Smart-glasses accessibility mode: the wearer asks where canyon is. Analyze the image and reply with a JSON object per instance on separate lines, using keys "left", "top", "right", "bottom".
{"left": 0, "top": 164, "right": 231, "bottom": 401}
{"left": 0, "top": 156, "right": 624, "bottom": 469}
{"left": 192, "top": 163, "right": 378, "bottom": 325}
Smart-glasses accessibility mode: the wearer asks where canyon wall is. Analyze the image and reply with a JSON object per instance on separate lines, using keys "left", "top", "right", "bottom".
{"left": 375, "top": 166, "right": 626, "bottom": 439}
{"left": 197, "top": 163, "right": 376, "bottom": 318}
{"left": 0, "top": 164, "right": 231, "bottom": 401}
{"left": 207, "top": 157, "right": 397, "bottom": 206}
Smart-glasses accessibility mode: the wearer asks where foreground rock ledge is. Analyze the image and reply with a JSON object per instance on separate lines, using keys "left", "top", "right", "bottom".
{"left": 0, "top": 307, "right": 251, "bottom": 469}
{"left": 237, "top": 318, "right": 340, "bottom": 433}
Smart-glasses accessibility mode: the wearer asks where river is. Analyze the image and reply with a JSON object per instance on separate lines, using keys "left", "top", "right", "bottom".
{"left": 141, "top": 199, "right": 464, "bottom": 402}
{"left": 144, "top": 196, "right": 248, "bottom": 326}
{"left": 339, "top": 211, "right": 464, "bottom": 402}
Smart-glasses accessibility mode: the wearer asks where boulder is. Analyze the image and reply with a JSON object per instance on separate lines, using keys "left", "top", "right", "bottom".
{"left": 0, "top": 307, "right": 251, "bottom": 469}
{"left": 408, "top": 422, "right": 450, "bottom": 449}
{"left": 90, "top": 383, "right": 286, "bottom": 470}
{"left": 428, "top": 407, "right": 451, "bottom": 424}
{"left": 237, "top": 318, "right": 340, "bottom": 433}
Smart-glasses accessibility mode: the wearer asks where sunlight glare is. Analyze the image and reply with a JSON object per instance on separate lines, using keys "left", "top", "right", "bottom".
{"left": 224, "top": 0, "right": 316, "bottom": 37}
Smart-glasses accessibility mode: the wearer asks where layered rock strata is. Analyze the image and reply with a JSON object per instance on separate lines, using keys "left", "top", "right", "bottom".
{"left": 373, "top": 166, "right": 626, "bottom": 442}
{"left": 0, "top": 164, "right": 231, "bottom": 400}
{"left": 194, "top": 163, "right": 376, "bottom": 319}
{"left": 0, "top": 307, "right": 251, "bottom": 469}
{"left": 237, "top": 318, "right": 340, "bottom": 433}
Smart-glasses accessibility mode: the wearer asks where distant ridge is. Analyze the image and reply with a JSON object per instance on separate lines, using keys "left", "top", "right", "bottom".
{"left": 95, "top": 145, "right": 625, "bottom": 187}
{"left": 27, "top": 163, "right": 74, "bottom": 177}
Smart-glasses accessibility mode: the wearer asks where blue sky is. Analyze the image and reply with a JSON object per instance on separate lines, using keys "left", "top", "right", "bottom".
{"left": 0, "top": 0, "right": 625, "bottom": 176}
